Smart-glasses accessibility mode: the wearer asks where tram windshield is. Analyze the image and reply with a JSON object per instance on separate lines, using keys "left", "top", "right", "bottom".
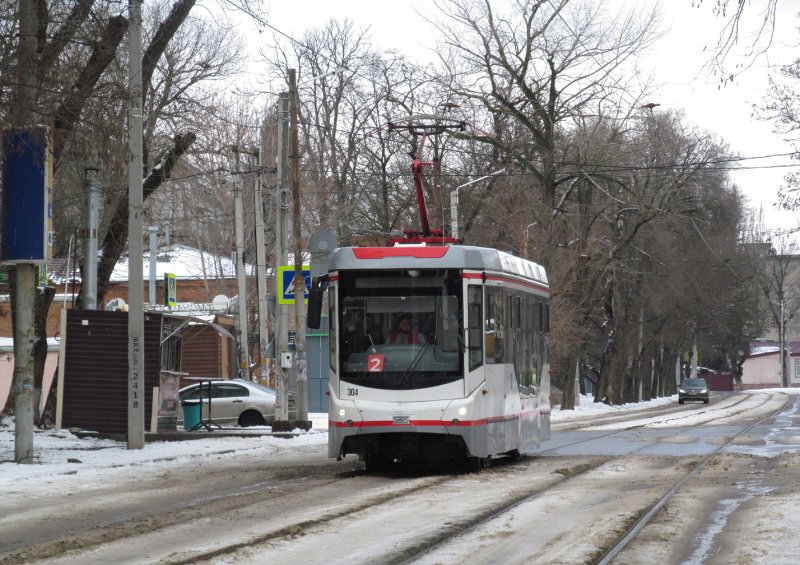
{"left": 337, "top": 268, "right": 463, "bottom": 390}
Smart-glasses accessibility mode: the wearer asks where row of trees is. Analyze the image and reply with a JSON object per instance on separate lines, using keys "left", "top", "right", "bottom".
{"left": 2, "top": 0, "right": 797, "bottom": 420}
{"left": 262, "top": 1, "right": 772, "bottom": 406}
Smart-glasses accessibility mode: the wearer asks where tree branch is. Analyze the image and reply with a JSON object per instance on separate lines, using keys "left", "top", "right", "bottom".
{"left": 37, "top": 0, "right": 95, "bottom": 82}
{"left": 93, "top": 132, "right": 197, "bottom": 306}
{"left": 51, "top": 14, "right": 128, "bottom": 167}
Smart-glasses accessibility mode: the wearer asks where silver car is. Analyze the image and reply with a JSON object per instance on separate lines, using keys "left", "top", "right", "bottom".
{"left": 178, "top": 380, "right": 296, "bottom": 427}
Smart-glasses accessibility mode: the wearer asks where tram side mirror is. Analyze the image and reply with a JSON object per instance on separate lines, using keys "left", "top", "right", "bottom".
{"left": 306, "top": 276, "right": 328, "bottom": 329}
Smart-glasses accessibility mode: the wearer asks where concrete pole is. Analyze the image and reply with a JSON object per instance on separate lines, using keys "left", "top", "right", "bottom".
{"left": 275, "top": 92, "right": 290, "bottom": 422}
{"left": 82, "top": 169, "right": 100, "bottom": 309}
{"left": 148, "top": 226, "right": 158, "bottom": 305}
{"left": 127, "top": 0, "right": 145, "bottom": 449}
{"left": 11, "top": 0, "right": 38, "bottom": 464}
{"left": 253, "top": 149, "right": 270, "bottom": 382}
{"left": 449, "top": 170, "right": 506, "bottom": 241}
{"left": 290, "top": 69, "right": 308, "bottom": 424}
{"left": 449, "top": 189, "right": 459, "bottom": 240}
{"left": 781, "top": 293, "right": 787, "bottom": 387}
{"left": 13, "top": 266, "right": 35, "bottom": 463}
{"left": 233, "top": 147, "right": 250, "bottom": 379}
{"left": 431, "top": 146, "right": 442, "bottom": 233}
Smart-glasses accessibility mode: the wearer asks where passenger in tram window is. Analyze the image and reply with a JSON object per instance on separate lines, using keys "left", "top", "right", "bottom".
{"left": 388, "top": 313, "right": 427, "bottom": 345}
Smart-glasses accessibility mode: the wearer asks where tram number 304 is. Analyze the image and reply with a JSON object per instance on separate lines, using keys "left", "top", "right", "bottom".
{"left": 347, "top": 388, "right": 359, "bottom": 397}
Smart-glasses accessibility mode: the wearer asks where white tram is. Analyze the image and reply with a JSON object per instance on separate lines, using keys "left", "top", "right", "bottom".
{"left": 320, "top": 244, "right": 550, "bottom": 469}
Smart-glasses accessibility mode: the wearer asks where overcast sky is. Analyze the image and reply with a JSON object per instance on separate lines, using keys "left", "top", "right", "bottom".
{"left": 252, "top": 0, "right": 800, "bottom": 233}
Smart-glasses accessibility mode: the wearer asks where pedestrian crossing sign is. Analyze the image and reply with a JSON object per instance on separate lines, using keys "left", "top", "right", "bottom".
{"left": 277, "top": 265, "right": 311, "bottom": 304}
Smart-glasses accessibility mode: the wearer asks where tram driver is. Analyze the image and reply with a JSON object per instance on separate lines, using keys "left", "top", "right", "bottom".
{"left": 388, "top": 313, "right": 427, "bottom": 345}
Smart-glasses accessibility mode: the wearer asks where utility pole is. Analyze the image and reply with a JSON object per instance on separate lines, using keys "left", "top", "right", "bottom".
{"left": 7, "top": 0, "right": 38, "bottom": 464}
{"left": 148, "top": 226, "right": 158, "bottom": 305}
{"left": 289, "top": 69, "right": 309, "bottom": 426}
{"left": 82, "top": 169, "right": 100, "bottom": 309}
{"left": 275, "top": 92, "right": 290, "bottom": 423}
{"left": 431, "top": 141, "right": 442, "bottom": 232}
{"left": 127, "top": 0, "right": 145, "bottom": 449}
{"left": 253, "top": 149, "right": 270, "bottom": 382}
{"left": 781, "top": 288, "right": 787, "bottom": 387}
{"left": 449, "top": 169, "right": 506, "bottom": 240}
{"left": 232, "top": 147, "right": 249, "bottom": 379}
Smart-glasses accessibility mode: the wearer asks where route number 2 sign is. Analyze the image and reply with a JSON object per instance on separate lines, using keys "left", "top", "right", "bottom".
{"left": 368, "top": 354, "right": 385, "bottom": 373}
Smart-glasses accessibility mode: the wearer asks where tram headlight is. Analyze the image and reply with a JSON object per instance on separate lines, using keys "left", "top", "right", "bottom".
{"left": 339, "top": 408, "right": 347, "bottom": 418}
{"left": 458, "top": 406, "right": 467, "bottom": 417}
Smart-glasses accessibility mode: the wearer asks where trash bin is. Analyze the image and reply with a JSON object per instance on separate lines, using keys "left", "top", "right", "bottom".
{"left": 181, "top": 399, "right": 201, "bottom": 430}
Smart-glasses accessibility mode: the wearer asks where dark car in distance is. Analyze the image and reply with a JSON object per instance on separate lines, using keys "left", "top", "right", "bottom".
{"left": 678, "top": 378, "right": 709, "bottom": 404}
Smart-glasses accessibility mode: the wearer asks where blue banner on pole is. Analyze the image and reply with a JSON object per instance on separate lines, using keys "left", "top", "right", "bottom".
{"left": 1, "top": 126, "right": 53, "bottom": 264}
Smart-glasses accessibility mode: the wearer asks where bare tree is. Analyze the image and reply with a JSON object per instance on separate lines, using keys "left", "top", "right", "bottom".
{"left": 696, "top": 0, "right": 780, "bottom": 82}
{"left": 0, "top": 0, "right": 254, "bottom": 419}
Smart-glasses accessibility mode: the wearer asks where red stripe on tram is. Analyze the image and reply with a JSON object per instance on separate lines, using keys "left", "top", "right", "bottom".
{"left": 330, "top": 415, "right": 520, "bottom": 429}
{"left": 352, "top": 247, "right": 450, "bottom": 259}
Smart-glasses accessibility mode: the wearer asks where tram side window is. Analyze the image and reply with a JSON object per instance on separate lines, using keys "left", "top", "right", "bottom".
{"left": 505, "top": 293, "right": 516, "bottom": 366}
{"left": 485, "top": 286, "right": 505, "bottom": 363}
{"left": 329, "top": 290, "right": 337, "bottom": 372}
{"left": 514, "top": 293, "right": 531, "bottom": 394}
{"left": 468, "top": 286, "right": 483, "bottom": 371}
{"left": 542, "top": 301, "right": 550, "bottom": 333}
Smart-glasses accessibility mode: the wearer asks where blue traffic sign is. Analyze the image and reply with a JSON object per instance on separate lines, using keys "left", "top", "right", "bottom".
{"left": 277, "top": 265, "right": 311, "bottom": 304}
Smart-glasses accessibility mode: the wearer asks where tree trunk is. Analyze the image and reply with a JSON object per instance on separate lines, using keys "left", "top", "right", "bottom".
{"left": 33, "top": 286, "right": 56, "bottom": 426}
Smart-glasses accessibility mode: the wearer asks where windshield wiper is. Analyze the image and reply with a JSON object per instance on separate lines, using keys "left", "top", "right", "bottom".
{"left": 397, "top": 343, "right": 430, "bottom": 388}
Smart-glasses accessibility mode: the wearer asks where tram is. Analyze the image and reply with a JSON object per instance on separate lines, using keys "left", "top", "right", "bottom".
{"left": 306, "top": 116, "right": 550, "bottom": 469}
{"left": 311, "top": 244, "right": 550, "bottom": 469}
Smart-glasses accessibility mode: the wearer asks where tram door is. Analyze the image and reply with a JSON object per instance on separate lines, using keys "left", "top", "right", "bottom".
{"left": 465, "top": 285, "right": 485, "bottom": 394}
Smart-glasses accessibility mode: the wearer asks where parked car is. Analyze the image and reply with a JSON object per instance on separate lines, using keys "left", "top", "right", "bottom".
{"left": 178, "top": 380, "right": 296, "bottom": 427}
{"left": 678, "top": 378, "right": 709, "bottom": 404}
{"left": 697, "top": 367, "right": 718, "bottom": 376}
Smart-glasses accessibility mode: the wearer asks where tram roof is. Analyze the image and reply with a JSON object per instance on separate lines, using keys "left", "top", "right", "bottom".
{"left": 329, "top": 245, "right": 548, "bottom": 286}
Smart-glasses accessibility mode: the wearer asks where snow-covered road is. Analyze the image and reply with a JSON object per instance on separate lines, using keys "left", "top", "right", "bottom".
{"left": 2, "top": 390, "right": 798, "bottom": 564}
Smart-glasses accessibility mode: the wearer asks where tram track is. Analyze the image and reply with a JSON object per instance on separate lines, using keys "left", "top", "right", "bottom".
{"left": 596, "top": 393, "right": 796, "bottom": 564}
{"left": 535, "top": 391, "right": 777, "bottom": 457}
{"left": 553, "top": 391, "right": 764, "bottom": 432}
{"left": 372, "top": 393, "right": 796, "bottom": 565}
{"left": 180, "top": 390, "right": 790, "bottom": 563}
{"left": 2, "top": 391, "right": 794, "bottom": 564}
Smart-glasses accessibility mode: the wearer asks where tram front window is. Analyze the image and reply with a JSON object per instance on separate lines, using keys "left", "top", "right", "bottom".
{"left": 338, "top": 269, "right": 463, "bottom": 390}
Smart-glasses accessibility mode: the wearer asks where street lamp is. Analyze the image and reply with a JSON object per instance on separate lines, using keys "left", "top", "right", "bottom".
{"left": 524, "top": 221, "right": 538, "bottom": 258}
{"left": 449, "top": 169, "right": 506, "bottom": 240}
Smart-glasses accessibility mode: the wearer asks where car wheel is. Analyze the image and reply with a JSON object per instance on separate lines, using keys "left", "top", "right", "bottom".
{"left": 239, "top": 410, "right": 264, "bottom": 427}
{"left": 679, "top": 399, "right": 684, "bottom": 404}
{"left": 704, "top": 399, "right": 709, "bottom": 404}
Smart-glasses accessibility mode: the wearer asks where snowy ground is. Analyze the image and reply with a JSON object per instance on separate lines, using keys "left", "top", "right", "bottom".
{"left": 3, "top": 390, "right": 800, "bottom": 564}
{"left": 0, "top": 394, "right": 679, "bottom": 484}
